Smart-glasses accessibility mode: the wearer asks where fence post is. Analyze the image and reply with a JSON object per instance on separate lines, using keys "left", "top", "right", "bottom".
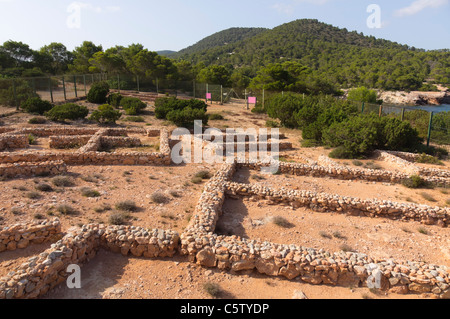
{"left": 220, "top": 85, "right": 223, "bottom": 105}
{"left": 401, "top": 108, "right": 405, "bottom": 121}
{"left": 137, "top": 75, "right": 140, "bottom": 92}
{"left": 12, "top": 80, "right": 18, "bottom": 110}
{"left": 427, "top": 112, "right": 434, "bottom": 148}
{"left": 62, "top": 76, "right": 67, "bottom": 101}
{"left": 73, "top": 75, "right": 77, "bottom": 98}
{"left": 83, "top": 75, "right": 87, "bottom": 95}
{"left": 262, "top": 88, "right": 265, "bottom": 110}
{"left": 379, "top": 105, "right": 383, "bottom": 118}
{"left": 49, "top": 77, "right": 54, "bottom": 103}
{"left": 91, "top": 74, "right": 94, "bottom": 85}
{"left": 361, "top": 102, "right": 365, "bottom": 113}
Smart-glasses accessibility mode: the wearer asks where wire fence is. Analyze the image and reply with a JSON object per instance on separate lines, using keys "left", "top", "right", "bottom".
{"left": 0, "top": 73, "right": 448, "bottom": 147}
{"left": 358, "top": 101, "right": 450, "bottom": 148}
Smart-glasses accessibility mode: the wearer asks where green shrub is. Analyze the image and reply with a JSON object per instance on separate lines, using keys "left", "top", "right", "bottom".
{"left": 195, "top": 170, "right": 212, "bottom": 179}
{"left": 166, "top": 107, "right": 208, "bottom": 127}
{"left": 203, "top": 282, "right": 222, "bottom": 298}
{"left": 35, "top": 183, "right": 53, "bottom": 192}
{"left": 21, "top": 97, "right": 53, "bottom": 115}
{"left": 416, "top": 153, "right": 444, "bottom": 165}
{"left": 107, "top": 93, "right": 123, "bottom": 107}
{"left": 52, "top": 176, "right": 75, "bottom": 187}
{"left": 28, "top": 134, "right": 37, "bottom": 145}
{"left": 46, "top": 103, "right": 89, "bottom": 122}
{"left": 120, "top": 97, "right": 147, "bottom": 115}
{"left": 124, "top": 116, "right": 145, "bottom": 123}
{"left": 108, "top": 212, "right": 131, "bottom": 225}
{"left": 89, "top": 104, "right": 122, "bottom": 124}
{"left": 80, "top": 187, "right": 100, "bottom": 198}
{"left": 265, "top": 120, "right": 280, "bottom": 128}
{"left": 0, "top": 79, "right": 37, "bottom": 107}
{"left": 87, "top": 81, "right": 110, "bottom": 104}
{"left": 57, "top": 204, "right": 77, "bottom": 216}
{"left": 28, "top": 117, "right": 47, "bottom": 124}
{"left": 347, "top": 86, "right": 378, "bottom": 104}
{"left": 115, "top": 200, "right": 138, "bottom": 212}
{"left": 402, "top": 175, "right": 429, "bottom": 189}
{"left": 155, "top": 97, "right": 207, "bottom": 121}
{"left": 208, "top": 113, "right": 224, "bottom": 121}
{"left": 150, "top": 192, "right": 170, "bottom": 204}
{"left": 323, "top": 114, "right": 422, "bottom": 159}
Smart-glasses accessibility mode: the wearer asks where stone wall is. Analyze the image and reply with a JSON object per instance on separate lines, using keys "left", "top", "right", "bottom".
{"left": 224, "top": 181, "right": 450, "bottom": 227}
{"left": 0, "top": 222, "right": 179, "bottom": 299}
{"left": 0, "top": 219, "right": 62, "bottom": 253}
{"left": 379, "top": 151, "right": 450, "bottom": 179}
{"left": 180, "top": 161, "right": 450, "bottom": 298}
{"left": 0, "top": 135, "right": 29, "bottom": 151}
{"left": 316, "top": 156, "right": 448, "bottom": 188}
{"left": 100, "top": 136, "right": 142, "bottom": 149}
{"left": 49, "top": 136, "right": 92, "bottom": 149}
{"left": 0, "top": 160, "right": 67, "bottom": 178}
{"left": 0, "top": 126, "right": 172, "bottom": 170}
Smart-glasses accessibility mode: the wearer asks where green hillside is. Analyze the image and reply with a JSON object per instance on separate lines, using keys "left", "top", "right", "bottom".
{"left": 174, "top": 27, "right": 268, "bottom": 58}
{"left": 174, "top": 19, "right": 450, "bottom": 91}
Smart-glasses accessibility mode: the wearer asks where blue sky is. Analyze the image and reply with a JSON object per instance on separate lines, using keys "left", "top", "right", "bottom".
{"left": 0, "top": 0, "right": 449, "bottom": 52}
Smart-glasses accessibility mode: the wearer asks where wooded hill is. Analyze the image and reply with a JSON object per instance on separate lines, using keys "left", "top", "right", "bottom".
{"left": 173, "top": 19, "right": 450, "bottom": 91}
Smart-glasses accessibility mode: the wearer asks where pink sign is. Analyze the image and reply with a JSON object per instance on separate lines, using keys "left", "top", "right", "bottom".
{"left": 206, "top": 93, "right": 212, "bottom": 100}
{"left": 248, "top": 97, "right": 257, "bottom": 104}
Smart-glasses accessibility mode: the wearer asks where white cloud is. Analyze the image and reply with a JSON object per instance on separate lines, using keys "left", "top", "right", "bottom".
{"left": 395, "top": 0, "right": 449, "bottom": 17}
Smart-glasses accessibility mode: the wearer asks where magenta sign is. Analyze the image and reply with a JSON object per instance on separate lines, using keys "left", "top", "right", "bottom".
{"left": 248, "top": 97, "right": 257, "bottom": 104}
{"left": 206, "top": 93, "right": 212, "bottom": 100}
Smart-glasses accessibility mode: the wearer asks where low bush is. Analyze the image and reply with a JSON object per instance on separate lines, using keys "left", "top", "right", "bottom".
{"left": 324, "top": 114, "right": 423, "bottom": 159}
{"left": 115, "top": 200, "right": 138, "bottom": 212}
{"left": 124, "top": 116, "right": 145, "bottom": 123}
{"left": 155, "top": 97, "right": 208, "bottom": 127}
{"left": 87, "top": 81, "right": 110, "bottom": 104}
{"left": 89, "top": 104, "right": 122, "bottom": 124}
{"left": 107, "top": 93, "right": 123, "bottom": 108}
{"left": 208, "top": 113, "right": 224, "bottom": 121}
{"left": 166, "top": 107, "right": 208, "bottom": 127}
{"left": 80, "top": 187, "right": 101, "bottom": 198}
{"left": 402, "top": 175, "right": 430, "bottom": 189}
{"left": 108, "top": 212, "right": 131, "bottom": 225}
{"left": 28, "top": 117, "right": 47, "bottom": 124}
{"left": 46, "top": 103, "right": 89, "bottom": 122}
{"left": 203, "top": 282, "right": 222, "bottom": 298}
{"left": 120, "top": 97, "right": 147, "bottom": 115}
{"left": 195, "top": 170, "right": 211, "bottom": 180}
{"left": 21, "top": 97, "right": 53, "bottom": 115}
{"left": 52, "top": 176, "right": 75, "bottom": 187}
{"left": 57, "top": 204, "right": 77, "bottom": 216}
{"left": 35, "top": 183, "right": 53, "bottom": 192}
{"left": 150, "top": 192, "right": 170, "bottom": 204}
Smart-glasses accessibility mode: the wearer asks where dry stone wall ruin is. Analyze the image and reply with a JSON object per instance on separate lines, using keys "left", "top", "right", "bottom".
{"left": 0, "top": 126, "right": 449, "bottom": 299}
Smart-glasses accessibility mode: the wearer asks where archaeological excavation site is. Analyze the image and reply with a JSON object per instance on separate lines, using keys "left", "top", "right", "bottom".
{"left": 0, "top": 93, "right": 449, "bottom": 300}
